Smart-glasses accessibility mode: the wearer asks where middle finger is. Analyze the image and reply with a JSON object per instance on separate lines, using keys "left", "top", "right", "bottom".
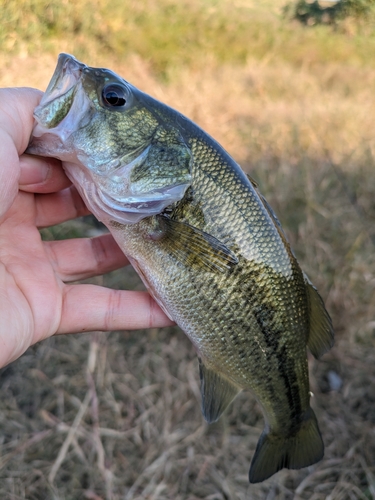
{"left": 35, "top": 185, "right": 90, "bottom": 227}
{"left": 44, "top": 233, "right": 130, "bottom": 282}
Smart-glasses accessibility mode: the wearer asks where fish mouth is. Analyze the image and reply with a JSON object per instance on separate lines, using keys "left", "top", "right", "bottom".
{"left": 40, "top": 54, "right": 84, "bottom": 112}
{"left": 28, "top": 53, "right": 91, "bottom": 152}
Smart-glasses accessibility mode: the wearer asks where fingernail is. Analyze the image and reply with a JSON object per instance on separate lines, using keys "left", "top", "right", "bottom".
{"left": 19, "top": 154, "right": 50, "bottom": 185}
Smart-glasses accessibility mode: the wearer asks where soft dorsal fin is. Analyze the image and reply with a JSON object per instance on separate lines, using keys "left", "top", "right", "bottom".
{"left": 152, "top": 216, "right": 239, "bottom": 273}
{"left": 198, "top": 358, "right": 242, "bottom": 423}
{"left": 304, "top": 273, "right": 334, "bottom": 359}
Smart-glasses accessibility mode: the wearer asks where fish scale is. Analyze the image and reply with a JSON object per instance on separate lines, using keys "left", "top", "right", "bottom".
{"left": 27, "top": 53, "right": 334, "bottom": 483}
{"left": 189, "top": 141, "right": 292, "bottom": 272}
{"left": 113, "top": 208, "right": 309, "bottom": 426}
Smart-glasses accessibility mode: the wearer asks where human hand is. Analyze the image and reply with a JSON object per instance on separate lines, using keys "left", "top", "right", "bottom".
{"left": 0, "top": 87, "right": 174, "bottom": 368}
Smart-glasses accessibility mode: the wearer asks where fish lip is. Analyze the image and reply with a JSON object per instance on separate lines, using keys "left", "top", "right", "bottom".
{"left": 38, "top": 53, "right": 85, "bottom": 108}
{"left": 32, "top": 53, "right": 86, "bottom": 130}
{"left": 28, "top": 53, "right": 92, "bottom": 151}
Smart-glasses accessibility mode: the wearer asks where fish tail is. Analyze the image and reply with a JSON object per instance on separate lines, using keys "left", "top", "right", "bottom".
{"left": 249, "top": 407, "right": 324, "bottom": 483}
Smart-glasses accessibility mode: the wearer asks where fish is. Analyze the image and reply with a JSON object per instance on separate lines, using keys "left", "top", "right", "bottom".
{"left": 27, "top": 53, "right": 334, "bottom": 483}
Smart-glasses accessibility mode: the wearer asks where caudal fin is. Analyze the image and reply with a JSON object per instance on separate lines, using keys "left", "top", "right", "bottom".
{"left": 249, "top": 407, "right": 324, "bottom": 483}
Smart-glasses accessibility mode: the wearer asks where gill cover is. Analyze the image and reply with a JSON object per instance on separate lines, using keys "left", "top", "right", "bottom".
{"left": 28, "top": 53, "right": 192, "bottom": 224}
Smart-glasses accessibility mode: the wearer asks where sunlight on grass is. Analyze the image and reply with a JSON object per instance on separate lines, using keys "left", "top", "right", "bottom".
{"left": 2, "top": 0, "right": 375, "bottom": 74}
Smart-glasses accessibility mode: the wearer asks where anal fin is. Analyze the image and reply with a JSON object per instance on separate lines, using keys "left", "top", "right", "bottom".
{"left": 304, "top": 273, "right": 334, "bottom": 359}
{"left": 199, "top": 358, "right": 241, "bottom": 423}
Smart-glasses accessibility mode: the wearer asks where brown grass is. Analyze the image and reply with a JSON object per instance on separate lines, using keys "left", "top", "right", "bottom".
{"left": 1, "top": 3, "right": 375, "bottom": 498}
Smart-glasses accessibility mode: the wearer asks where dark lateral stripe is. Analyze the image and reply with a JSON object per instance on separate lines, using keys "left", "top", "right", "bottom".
{"left": 254, "top": 306, "right": 302, "bottom": 427}
{"left": 276, "top": 345, "right": 301, "bottom": 428}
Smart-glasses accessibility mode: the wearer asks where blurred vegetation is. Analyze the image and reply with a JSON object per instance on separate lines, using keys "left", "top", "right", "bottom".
{"left": 284, "top": 0, "right": 375, "bottom": 26}
{"left": 2, "top": 0, "right": 375, "bottom": 75}
{"left": 1, "top": 0, "right": 375, "bottom": 498}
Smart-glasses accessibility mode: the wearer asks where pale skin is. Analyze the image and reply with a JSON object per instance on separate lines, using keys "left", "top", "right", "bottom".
{"left": 0, "top": 87, "right": 174, "bottom": 368}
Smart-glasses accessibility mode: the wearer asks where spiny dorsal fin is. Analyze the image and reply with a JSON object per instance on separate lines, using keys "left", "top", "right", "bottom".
{"left": 246, "top": 173, "right": 259, "bottom": 189}
{"left": 304, "top": 273, "right": 334, "bottom": 359}
{"left": 246, "top": 174, "right": 288, "bottom": 240}
{"left": 198, "top": 358, "right": 242, "bottom": 423}
{"left": 155, "top": 216, "right": 239, "bottom": 273}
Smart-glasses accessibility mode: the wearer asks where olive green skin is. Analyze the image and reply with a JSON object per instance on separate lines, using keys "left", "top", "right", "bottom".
{"left": 29, "top": 55, "right": 333, "bottom": 481}
{"left": 109, "top": 114, "right": 311, "bottom": 435}
{"left": 42, "top": 61, "right": 311, "bottom": 433}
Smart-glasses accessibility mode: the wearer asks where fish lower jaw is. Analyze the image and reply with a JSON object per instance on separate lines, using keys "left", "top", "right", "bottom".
{"left": 62, "top": 161, "right": 190, "bottom": 224}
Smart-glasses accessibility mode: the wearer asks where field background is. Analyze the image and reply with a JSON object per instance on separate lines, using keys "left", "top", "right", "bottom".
{"left": 1, "top": 0, "right": 375, "bottom": 498}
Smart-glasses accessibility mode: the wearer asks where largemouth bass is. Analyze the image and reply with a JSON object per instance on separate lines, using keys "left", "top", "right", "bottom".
{"left": 28, "top": 54, "right": 334, "bottom": 483}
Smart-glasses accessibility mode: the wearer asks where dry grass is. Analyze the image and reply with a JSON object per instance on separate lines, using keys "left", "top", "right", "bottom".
{"left": 1, "top": 1, "right": 375, "bottom": 498}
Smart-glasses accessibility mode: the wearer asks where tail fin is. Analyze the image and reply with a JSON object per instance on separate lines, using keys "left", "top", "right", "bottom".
{"left": 249, "top": 407, "right": 324, "bottom": 483}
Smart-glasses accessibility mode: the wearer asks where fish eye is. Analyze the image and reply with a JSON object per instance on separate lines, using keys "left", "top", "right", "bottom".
{"left": 102, "top": 84, "right": 128, "bottom": 107}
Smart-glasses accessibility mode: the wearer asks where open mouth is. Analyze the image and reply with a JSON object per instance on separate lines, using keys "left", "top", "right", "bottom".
{"left": 34, "top": 54, "right": 84, "bottom": 129}
{"left": 35, "top": 54, "right": 85, "bottom": 115}
{"left": 28, "top": 54, "right": 92, "bottom": 152}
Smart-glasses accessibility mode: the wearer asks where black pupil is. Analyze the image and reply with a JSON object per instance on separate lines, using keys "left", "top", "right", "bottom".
{"left": 103, "top": 85, "right": 126, "bottom": 106}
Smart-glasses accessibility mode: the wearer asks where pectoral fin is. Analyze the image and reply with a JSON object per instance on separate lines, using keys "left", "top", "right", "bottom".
{"left": 304, "top": 273, "right": 334, "bottom": 359}
{"left": 199, "top": 359, "right": 242, "bottom": 423}
{"left": 153, "top": 216, "right": 239, "bottom": 273}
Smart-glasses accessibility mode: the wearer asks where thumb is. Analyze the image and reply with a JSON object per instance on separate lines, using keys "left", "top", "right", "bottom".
{"left": 0, "top": 88, "right": 42, "bottom": 219}
{"left": 0, "top": 88, "right": 42, "bottom": 153}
